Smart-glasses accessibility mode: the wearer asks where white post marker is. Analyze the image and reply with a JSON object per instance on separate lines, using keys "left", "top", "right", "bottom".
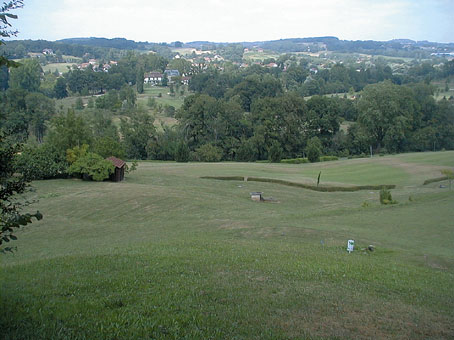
{"left": 347, "top": 240, "right": 355, "bottom": 253}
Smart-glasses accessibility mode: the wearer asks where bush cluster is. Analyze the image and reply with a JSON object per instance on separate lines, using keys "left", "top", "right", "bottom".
{"left": 379, "top": 188, "right": 397, "bottom": 204}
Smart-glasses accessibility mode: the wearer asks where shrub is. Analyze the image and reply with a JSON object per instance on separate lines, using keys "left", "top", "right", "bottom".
{"left": 193, "top": 144, "right": 223, "bottom": 162}
{"left": 306, "top": 137, "right": 322, "bottom": 163}
{"left": 379, "top": 188, "right": 397, "bottom": 205}
{"left": 93, "top": 137, "right": 126, "bottom": 159}
{"left": 268, "top": 141, "right": 283, "bottom": 163}
{"left": 15, "top": 144, "right": 68, "bottom": 180}
{"left": 236, "top": 139, "right": 258, "bottom": 162}
{"left": 361, "top": 201, "right": 371, "bottom": 208}
{"left": 175, "top": 141, "right": 190, "bottom": 162}
{"left": 280, "top": 158, "right": 310, "bottom": 164}
{"left": 319, "top": 155, "right": 338, "bottom": 162}
{"left": 68, "top": 152, "right": 114, "bottom": 181}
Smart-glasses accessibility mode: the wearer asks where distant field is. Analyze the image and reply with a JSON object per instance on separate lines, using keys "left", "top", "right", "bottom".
{"left": 1, "top": 152, "right": 453, "bottom": 339}
{"left": 42, "top": 63, "right": 75, "bottom": 74}
{"left": 139, "top": 85, "right": 187, "bottom": 110}
{"left": 171, "top": 47, "right": 197, "bottom": 56}
{"left": 433, "top": 78, "right": 454, "bottom": 100}
{"left": 55, "top": 85, "right": 185, "bottom": 130}
{"left": 243, "top": 51, "right": 280, "bottom": 61}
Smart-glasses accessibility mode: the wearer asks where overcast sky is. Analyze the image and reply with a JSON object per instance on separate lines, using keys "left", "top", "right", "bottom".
{"left": 8, "top": 0, "right": 454, "bottom": 43}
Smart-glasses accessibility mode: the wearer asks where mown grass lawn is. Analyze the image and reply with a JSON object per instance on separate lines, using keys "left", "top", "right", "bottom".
{"left": 1, "top": 152, "right": 453, "bottom": 339}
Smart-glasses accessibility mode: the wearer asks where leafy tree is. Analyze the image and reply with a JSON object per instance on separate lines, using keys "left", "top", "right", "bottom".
{"left": 68, "top": 152, "right": 114, "bottom": 181}
{"left": 120, "top": 112, "right": 156, "bottom": 159}
{"left": 25, "top": 92, "right": 55, "bottom": 142}
{"left": 119, "top": 85, "right": 136, "bottom": 111}
{"left": 136, "top": 66, "right": 144, "bottom": 94}
{"left": 174, "top": 140, "right": 190, "bottom": 162}
{"left": 306, "top": 136, "right": 322, "bottom": 162}
{"left": 250, "top": 93, "right": 307, "bottom": 158}
{"left": 192, "top": 143, "right": 223, "bottom": 162}
{"left": 305, "top": 96, "right": 341, "bottom": 146}
{"left": 228, "top": 74, "right": 282, "bottom": 112}
{"left": 93, "top": 136, "right": 125, "bottom": 159}
{"left": 0, "top": 0, "right": 23, "bottom": 69}
{"left": 161, "top": 73, "right": 168, "bottom": 86}
{"left": 15, "top": 144, "right": 68, "bottom": 180}
{"left": 8, "top": 58, "right": 42, "bottom": 92}
{"left": 0, "top": 65, "right": 9, "bottom": 90}
{"left": 1, "top": 132, "right": 43, "bottom": 250}
{"left": 75, "top": 97, "right": 84, "bottom": 110}
{"left": 47, "top": 109, "right": 93, "bottom": 154}
{"left": 54, "top": 77, "right": 68, "bottom": 99}
{"left": 87, "top": 97, "right": 94, "bottom": 109}
{"left": 66, "top": 144, "right": 89, "bottom": 164}
{"left": 357, "top": 81, "right": 417, "bottom": 152}
{"left": 268, "top": 140, "right": 283, "bottom": 163}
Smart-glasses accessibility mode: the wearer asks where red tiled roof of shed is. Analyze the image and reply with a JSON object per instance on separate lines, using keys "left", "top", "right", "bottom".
{"left": 106, "top": 156, "right": 126, "bottom": 168}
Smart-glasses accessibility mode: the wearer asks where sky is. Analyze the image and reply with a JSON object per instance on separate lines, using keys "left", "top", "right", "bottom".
{"left": 7, "top": 0, "right": 454, "bottom": 43}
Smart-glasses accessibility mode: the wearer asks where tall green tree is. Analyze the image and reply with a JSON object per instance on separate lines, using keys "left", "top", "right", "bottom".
{"left": 54, "top": 77, "right": 68, "bottom": 99}
{"left": 8, "top": 58, "right": 42, "bottom": 92}
{"left": 120, "top": 112, "right": 156, "bottom": 159}
{"left": 24, "top": 92, "right": 55, "bottom": 142}
{"left": 47, "top": 109, "right": 93, "bottom": 154}
{"left": 357, "top": 81, "right": 417, "bottom": 152}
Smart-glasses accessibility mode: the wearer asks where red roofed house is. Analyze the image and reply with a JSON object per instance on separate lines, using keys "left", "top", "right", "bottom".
{"left": 106, "top": 156, "right": 125, "bottom": 182}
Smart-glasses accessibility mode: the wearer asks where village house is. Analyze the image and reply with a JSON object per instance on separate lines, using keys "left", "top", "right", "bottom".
{"left": 181, "top": 76, "right": 191, "bottom": 85}
{"left": 42, "top": 48, "right": 54, "bottom": 55}
{"left": 144, "top": 72, "right": 163, "bottom": 85}
{"left": 164, "top": 69, "right": 180, "bottom": 83}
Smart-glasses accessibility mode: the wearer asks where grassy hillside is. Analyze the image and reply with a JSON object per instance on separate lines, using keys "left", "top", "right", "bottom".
{"left": 1, "top": 152, "right": 453, "bottom": 339}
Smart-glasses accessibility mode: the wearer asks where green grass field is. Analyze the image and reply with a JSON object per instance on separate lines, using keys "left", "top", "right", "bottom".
{"left": 42, "top": 63, "right": 75, "bottom": 74}
{"left": 1, "top": 152, "right": 454, "bottom": 339}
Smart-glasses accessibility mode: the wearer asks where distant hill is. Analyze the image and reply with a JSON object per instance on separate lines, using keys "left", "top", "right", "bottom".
{"left": 3, "top": 36, "right": 454, "bottom": 60}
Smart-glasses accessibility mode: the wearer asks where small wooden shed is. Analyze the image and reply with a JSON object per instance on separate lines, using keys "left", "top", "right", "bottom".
{"left": 106, "top": 156, "right": 126, "bottom": 182}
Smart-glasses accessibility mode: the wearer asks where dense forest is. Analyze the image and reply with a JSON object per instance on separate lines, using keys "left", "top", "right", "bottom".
{"left": 1, "top": 36, "right": 454, "bottom": 181}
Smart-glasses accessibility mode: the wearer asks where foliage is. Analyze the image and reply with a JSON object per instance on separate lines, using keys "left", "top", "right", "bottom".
{"left": 268, "top": 140, "right": 283, "bottom": 163}
{"left": 120, "top": 112, "right": 156, "bottom": 159}
{"left": 379, "top": 188, "right": 397, "bottom": 205}
{"left": 68, "top": 152, "right": 114, "bottom": 181}
{"left": 15, "top": 144, "right": 68, "bottom": 180}
{"left": 0, "top": 133, "right": 42, "bottom": 249}
{"left": 306, "top": 137, "right": 322, "bottom": 163}
{"left": 357, "top": 81, "right": 418, "bottom": 152}
{"left": 75, "top": 97, "right": 84, "bottom": 110}
{"left": 280, "top": 158, "right": 310, "bottom": 164}
{"left": 319, "top": 155, "right": 339, "bottom": 162}
{"left": 125, "top": 161, "right": 138, "bottom": 174}
{"left": 0, "top": 0, "right": 23, "bottom": 68}
{"left": 192, "top": 144, "right": 223, "bottom": 162}
{"left": 93, "top": 136, "right": 126, "bottom": 159}
{"left": 66, "top": 144, "right": 89, "bottom": 164}
{"left": 440, "top": 169, "right": 454, "bottom": 190}
{"left": 47, "top": 109, "right": 93, "bottom": 154}
{"left": 8, "top": 58, "right": 42, "bottom": 92}
{"left": 174, "top": 141, "right": 190, "bottom": 162}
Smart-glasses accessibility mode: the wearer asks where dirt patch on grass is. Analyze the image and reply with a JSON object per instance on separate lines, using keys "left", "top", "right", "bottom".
{"left": 380, "top": 158, "right": 448, "bottom": 178}
{"left": 218, "top": 222, "right": 251, "bottom": 230}
{"left": 279, "top": 299, "right": 454, "bottom": 339}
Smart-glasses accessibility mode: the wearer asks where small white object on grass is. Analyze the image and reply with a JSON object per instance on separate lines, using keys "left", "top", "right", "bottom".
{"left": 347, "top": 240, "right": 355, "bottom": 253}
